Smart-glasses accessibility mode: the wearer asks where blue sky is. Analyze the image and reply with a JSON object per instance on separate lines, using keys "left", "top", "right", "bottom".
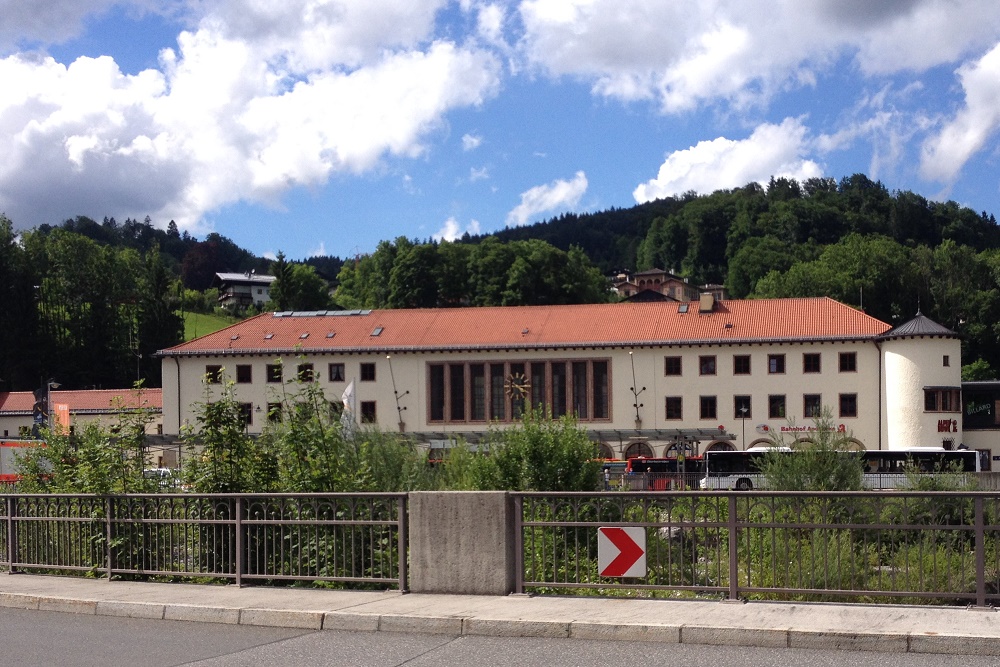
{"left": 3, "top": 1, "right": 1000, "bottom": 261}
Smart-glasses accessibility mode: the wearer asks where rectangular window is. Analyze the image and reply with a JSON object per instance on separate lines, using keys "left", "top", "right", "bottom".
{"left": 572, "top": 361, "right": 588, "bottom": 419}
{"left": 328, "top": 363, "right": 345, "bottom": 382}
{"left": 490, "top": 364, "right": 506, "bottom": 421}
{"left": 839, "top": 393, "right": 858, "bottom": 418}
{"left": 734, "top": 395, "right": 751, "bottom": 419}
{"left": 768, "top": 354, "right": 785, "bottom": 374}
{"left": 429, "top": 359, "right": 610, "bottom": 424}
{"left": 360, "top": 363, "right": 376, "bottom": 381}
{"left": 297, "top": 363, "right": 314, "bottom": 382}
{"left": 266, "top": 363, "right": 282, "bottom": 383}
{"left": 804, "top": 394, "right": 822, "bottom": 418}
{"left": 267, "top": 402, "right": 282, "bottom": 422}
{"left": 803, "top": 353, "right": 821, "bottom": 373}
{"left": 592, "top": 361, "right": 609, "bottom": 420}
{"left": 470, "top": 364, "right": 486, "bottom": 421}
{"left": 429, "top": 365, "right": 445, "bottom": 421}
{"left": 699, "top": 355, "right": 717, "bottom": 376}
{"left": 509, "top": 363, "right": 526, "bottom": 420}
{"left": 205, "top": 365, "right": 223, "bottom": 384}
{"left": 664, "top": 356, "right": 682, "bottom": 376}
{"left": 943, "top": 355, "right": 950, "bottom": 367}
{"left": 769, "top": 394, "right": 786, "bottom": 419}
{"left": 733, "top": 355, "right": 751, "bottom": 375}
{"left": 700, "top": 395, "right": 717, "bottom": 420}
{"left": 839, "top": 352, "right": 857, "bottom": 372}
{"left": 236, "top": 365, "right": 252, "bottom": 384}
{"left": 665, "top": 396, "right": 683, "bottom": 420}
{"left": 551, "top": 362, "right": 567, "bottom": 418}
{"left": 360, "top": 401, "right": 376, "bottom": 424}
{"left": 924, "top": 388, "right": 961, "bottom": 413}
{"left": 531, "top": 362, "right": 547, "bottom": 412}
{"left": 328, "top": 401, "right": 343, "bottom": 422}
{"left": 239, "top": 403, "right": 253, "bottom": 427}
{"left": 449, "top": 364, "right": 466, "bottom": 421}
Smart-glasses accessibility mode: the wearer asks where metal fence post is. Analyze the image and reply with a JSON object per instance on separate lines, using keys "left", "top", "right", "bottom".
{"left": 235, "top": 496, "right": 243, "bottom": 587}
{"left": 975, "top": 496, "right": 986, "bottom": 608}
{"left": 513, "top": 494, "right": 524, "bottom": 595}
{"left": 727, "top": 494, "right": 740, "bottom": 602}
{"left": 105, "top": 496, "right": 114, "bottom": 580}
{"left": 6, "top": 496, "right": 17, "bottom": 574}
{"left": 398, "top": 495, "right": 408, "bottom": 593}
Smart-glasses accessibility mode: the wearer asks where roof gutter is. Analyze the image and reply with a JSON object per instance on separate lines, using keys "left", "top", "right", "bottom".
{"left": 156, "top": 335, "right": 886, "bottom": 358}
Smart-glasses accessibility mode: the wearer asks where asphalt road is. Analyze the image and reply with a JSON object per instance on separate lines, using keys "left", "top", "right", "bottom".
{"left": 1, "top": 607, "right": 995, "bottom": 667}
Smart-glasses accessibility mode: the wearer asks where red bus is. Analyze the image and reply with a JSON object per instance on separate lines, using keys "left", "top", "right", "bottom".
{"left": 624, "top": 456, "right": 705, "bottom": 490}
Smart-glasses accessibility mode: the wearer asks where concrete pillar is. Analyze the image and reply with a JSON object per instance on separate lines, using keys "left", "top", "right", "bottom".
{"left": 408, "top": 491, "right": 516, "bottom": 595}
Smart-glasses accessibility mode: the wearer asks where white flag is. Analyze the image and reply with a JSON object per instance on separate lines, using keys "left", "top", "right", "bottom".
{"left": 341, "top": 380, "right": 356, "bottom": 436}
{"left": 341, "top": 380, "right": 356, "bottom": 415}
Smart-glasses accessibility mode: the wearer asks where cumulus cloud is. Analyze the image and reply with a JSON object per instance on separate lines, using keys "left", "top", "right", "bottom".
{"left": 434, "top": 216, "right": 480, "bottom": 241}
{"left": 462, "top": 132, "right": 483, "bottom": 150}
{"left": 920, "top": 43, "right": 1000, "bottom": 183}
{"left": 506, "top": 170, "right": 587, "bottom": 226}
{"left": 469, "top": 166, "right": 489, "bottom": 181}
{"left": 0, "top": 2, "right": 502, "bottom": 231}
{"left": 517, "top": 0, "right": 1000, "bottom": 111}
{"left": 633, "top": 118, "right": 823, "bottom": 202}
{"left": 0, "top": 0, "right": 123, "bottom": 50}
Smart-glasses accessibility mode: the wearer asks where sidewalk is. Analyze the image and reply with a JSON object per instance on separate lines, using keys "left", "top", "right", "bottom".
{"left": 1, "top": 574, "right": 999, "bottom": 655}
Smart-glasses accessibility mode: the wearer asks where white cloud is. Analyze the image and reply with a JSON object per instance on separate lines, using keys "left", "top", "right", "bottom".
{"left": 462, "top": 132, "right": 483, "bottom": 150}
{"left": 434, "top": 216, "right": 480, "bottom": 241}
{"left": 469, "top": 166, "right": 489, "bottom": 181}
{"left": 0, "top": 3, "right": 502, "bottom": 231}
{"left": 517, "top": 0, "right": 1000, "bottom": 111}
{"left": 309, "top": 241, "right": 327, "bottom": 257}
{"left": 506, "top": 170, "right": 587, "bottom": 226}
{"left": 633, "top": 118, "right": 823, "bottom": 202}
{"left": 0, "top": 0, "right": 123, "bottom": 50}
{"left": 920, "top": 43, "right": 1000, "bottom": 183}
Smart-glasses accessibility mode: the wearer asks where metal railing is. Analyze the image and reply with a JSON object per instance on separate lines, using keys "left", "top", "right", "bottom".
{"left": 514, "top": 491, "right": 1000, "bottom": 605}
{"left": 0, "top": 493, "right": 407, "bottom": 590}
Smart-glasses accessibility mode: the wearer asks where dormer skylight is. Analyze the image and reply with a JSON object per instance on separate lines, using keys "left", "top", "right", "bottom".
{"left": 326, "top": 332, "right": 335, "bottom": 339}
{"left": 299, "top": 332, "right": 309, "bottom": 339}
{"left": 678, "top": 304, "right": 689, "bottom": 313}
{"left": 264, "top": 333, "right": 274, "bottom": 340}
{"left": 371, "top": 327, "right": 383, "bottom": 337}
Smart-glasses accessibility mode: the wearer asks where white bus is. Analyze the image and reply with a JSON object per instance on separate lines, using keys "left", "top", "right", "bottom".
{"left": 699, "top": 446, "right": 981, "bottom": 491}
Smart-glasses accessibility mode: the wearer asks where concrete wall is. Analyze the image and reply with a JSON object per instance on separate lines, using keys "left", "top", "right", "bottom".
{"left": 408, "top": 491, "right": 516, "bottom": 595}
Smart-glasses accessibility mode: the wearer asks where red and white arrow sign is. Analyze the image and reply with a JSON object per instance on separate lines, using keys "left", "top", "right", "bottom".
{"left": 597, "top": 527, "right": 646, "bottom": 578}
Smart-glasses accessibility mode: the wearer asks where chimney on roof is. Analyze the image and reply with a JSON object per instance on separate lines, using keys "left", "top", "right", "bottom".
{"left": 699, "top": 293, "right": 715, "bottom": 313}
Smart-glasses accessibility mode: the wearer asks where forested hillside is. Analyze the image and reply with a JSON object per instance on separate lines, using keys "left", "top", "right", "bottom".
{"left": 2, "top": 172, "right": 999, "bottom": 393}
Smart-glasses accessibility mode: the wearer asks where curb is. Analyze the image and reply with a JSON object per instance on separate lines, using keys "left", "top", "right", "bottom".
{"left": 0, "top": 592, "right": 998, "bottom": 656}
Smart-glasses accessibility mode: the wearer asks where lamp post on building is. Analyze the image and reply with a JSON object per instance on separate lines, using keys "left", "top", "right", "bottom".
{"left": 739, "top": 405, "right": 748, "bottom": 450}
{"left": 46, "top": 379, "right": 60, "bottom": 431}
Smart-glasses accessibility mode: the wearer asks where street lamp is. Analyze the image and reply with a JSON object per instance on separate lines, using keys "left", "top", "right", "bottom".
{"left": 739, "top": 405, "right": 748, "bottom": 450}
{"left": 47, "top": 380, "right": 61, "bottom": 431}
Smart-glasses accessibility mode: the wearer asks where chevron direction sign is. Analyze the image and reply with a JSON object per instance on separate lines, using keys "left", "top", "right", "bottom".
{"left": 597, "top": 527, "right": 646, "bottom": 578}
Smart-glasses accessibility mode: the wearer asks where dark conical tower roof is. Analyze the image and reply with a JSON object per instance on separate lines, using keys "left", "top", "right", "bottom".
{"left": 878, "top": 310, "right": 957, "bottom": 340}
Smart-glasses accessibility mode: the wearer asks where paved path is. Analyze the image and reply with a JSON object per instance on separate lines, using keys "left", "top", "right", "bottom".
{"left": 1, "top": 574, "right": 999, "bottom": 656}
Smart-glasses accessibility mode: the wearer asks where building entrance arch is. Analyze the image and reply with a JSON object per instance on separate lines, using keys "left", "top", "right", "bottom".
{"left": 624, "top": 441, "right": 653, "bottom": 459}
{"left": 596, "top": 442, "right": 615, "bottom": 460}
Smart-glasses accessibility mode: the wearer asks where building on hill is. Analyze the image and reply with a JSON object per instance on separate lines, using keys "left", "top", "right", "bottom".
{"left": 613, "top": 268, "right": 728, "bottom": 302}
{"left": 213, "top": 271, "right": 276, "bottom": 309}
{"left": 157, "top": 297, "right": 984, "bottom": 466}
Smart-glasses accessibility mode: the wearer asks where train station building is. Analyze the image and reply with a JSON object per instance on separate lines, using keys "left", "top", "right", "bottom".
{"left": 157, "top": 296, "right": 991, "bottom": 467}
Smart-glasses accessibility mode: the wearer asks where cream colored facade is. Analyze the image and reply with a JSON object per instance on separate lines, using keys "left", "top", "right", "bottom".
{"left": 160, "top": 313, "right": 968, "bottom": 459}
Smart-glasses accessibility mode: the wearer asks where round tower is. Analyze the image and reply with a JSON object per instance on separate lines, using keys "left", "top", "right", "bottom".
{"left": 881, "top": 312, "right": 962, "bottom": 449}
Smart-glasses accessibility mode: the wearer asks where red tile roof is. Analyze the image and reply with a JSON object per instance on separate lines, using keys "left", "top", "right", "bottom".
{"left": 159, "top": 298, "right": 891, "bottom": 356}
{"left": 0, "top": 389, "right": 162, "bottom": 415}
